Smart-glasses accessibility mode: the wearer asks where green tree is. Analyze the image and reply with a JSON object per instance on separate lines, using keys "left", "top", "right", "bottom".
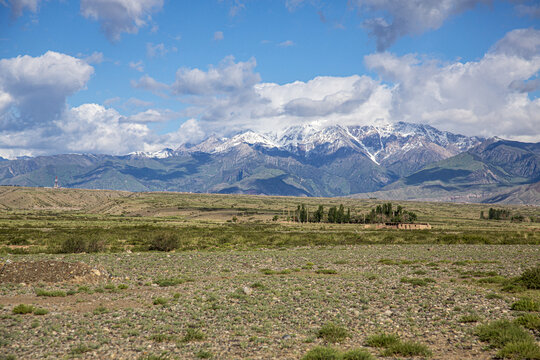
{"left": 314, "top": 205, "right": 324, "bottom": 222}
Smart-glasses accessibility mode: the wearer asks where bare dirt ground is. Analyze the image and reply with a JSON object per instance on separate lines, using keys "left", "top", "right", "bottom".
{"left": 1, "top": 245, "right": 538, "bottom": 359}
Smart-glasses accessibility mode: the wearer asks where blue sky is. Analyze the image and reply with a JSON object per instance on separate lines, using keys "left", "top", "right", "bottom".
{"left": 0, "top": 0, "right": 539, "bottom": 158}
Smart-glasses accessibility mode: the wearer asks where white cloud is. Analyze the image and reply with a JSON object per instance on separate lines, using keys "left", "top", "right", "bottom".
{"left": 214, "top": 31, "right": 224, "bottom": 41}
{"left": 83, "top": 51, "right": 104, "bottom": 64}
{"left": 278, "top": 40, "right": 295, "bottom": 47}
{"left": 363, "top": 28, "right": 540, "bottom": 140}
{"left": 166, "top": 118, "right": 205, "bottom": 145}
{"left": 351, "top": 0, "right": 491, "bottom": 51}
{"left": 129, "top": 60, "right": 144, "bottom": 72}
{"left": 80, "top": 0, "right": 164, "bottom": 41}
{"left": 171, "top": 56, "right": 260, "bottom": 96}
{"left": 124, "top": 108, "right": 178, "bottom": 123}
{"left": 146, "top": 42, "right": 169, "bottom": 58}
{"left": 131, "top": 74, "right": 168, "bottom": 95}
{"left": 2, "top": 0, "right": 42, "bottom": 18}
{"left": 0, "top": 51, "right": 94, "bottom": 130}
{"left": 125, "top": 97, "right": 153, "bottom": 108}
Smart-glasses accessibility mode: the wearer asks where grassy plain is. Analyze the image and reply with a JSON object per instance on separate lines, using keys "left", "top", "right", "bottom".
{"left": 0, "top": 186, "right": 539, "bottom": 359}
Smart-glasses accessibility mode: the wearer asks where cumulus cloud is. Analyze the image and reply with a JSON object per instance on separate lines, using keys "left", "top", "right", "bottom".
{"left": 129, "top": 60, "right": 144, "bottom": 72}
{"left": 83, "top": 51, "right": 104, "bottom": 64}
{"left": 0, "top": 51, "right": 94, "bottom": 130}
{"left": 364, "top": 28, "right": 540, "bottom": 141}
{"left": 146, "top": 42, "right": 172, "bottom": 58}
{"left": 214, "top": 31, "right": 224, "bottom": 41}
{"left": 2, "top": 0, "right": 42, "bottom": 18}
{"left": 80, "top": 0, "right": 163, "bottom": 41}
{"left": 124, "top": 108, "right": 178, "bottom": 123}
{"left": 171, "top": 56, "right": 260, "bottom": 96}
{"left": 352, "top": 0, "right": 491, "bottom": 51}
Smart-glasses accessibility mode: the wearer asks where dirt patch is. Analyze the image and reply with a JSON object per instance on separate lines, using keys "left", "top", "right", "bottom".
{"left": 0, "top": 260, "right": 109, "bottom": 284}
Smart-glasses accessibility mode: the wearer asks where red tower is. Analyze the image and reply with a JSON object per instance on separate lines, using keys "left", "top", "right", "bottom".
{"left": 54, "top": 176, "right": 59, "bottom": 189}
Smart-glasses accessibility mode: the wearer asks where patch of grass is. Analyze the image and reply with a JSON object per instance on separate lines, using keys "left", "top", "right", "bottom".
{"left": 181, "top": 328, "right": 206, "bottom": 342}
{"left": 365, "top": 333, "right": 400, "bottom": 348}
{"left": 315, "top": 269, "right": 338, "bottom": 275}
{"left": 511, "top": 298, "right": 540, "bottom": 312}
{"left": 486, "top": 293, "right": 504, "bottom": 300}
{"left": 342, "top": 348, "right": 375, "bottom": 360}
{"left": 117, "top": 284, "right": 129, "bottom": 290}
{"left": 139, "top": 354, "right": 171, "bottom": 360}
{"left": 70, "top": 343, "right": 95, "bottom": 355}
{"left": 520, "top": 264, "right": 540, "bottom": 289}
{"left": 154, "top": 278, "right": 189, "bottom": 287}
{"left": 32, "top": 308, "right": 48, "bottom": 316}
{"left": 475, "top": 319, "right": 534, "bottom": 348}
{"left": 317, "top": 323, "right": 349, "bottom": 343}
{"left": 301, "top": 346, "right": 341, "bottom": 360}
{"left": 153, "top": 297, "right": 168, "bottom": 306}
{"left": 93, "top": 305, "right": 108, "bottom": 315}
{"left": 195, "top": 350, "right": 213, "bottom": 359}
{"left": 381, "top": 341, "right": 432, "bottom": 357}
{"left": 400, "top": 277, "right": 436, "bottom": 286}
{"left": 477, "top": 276, "right": 507, "bottom": 284}
{"left": 149, "top": 333, "right": 175, "bottom": 343}
{"left": 459, "top": 314, "right": 481, "bottom": 323}
{"left": 12, "top": 304, "right": 34, "bottom": 314}
{"left": 514, "top": 314, "right": 540, "bottom": 331}
{"left": 501, "top": 283, "right": 527, "bottom": 293}
{"left": 260, "top": 268, "right": 291, "bottom": 275}
{"left": 250, "top": 282, "right": 266, "bottom": 289}
{"left": 413, "top": 270, "right": 427, "bottom": 275}
{"left": 497, "top": 341, "right": 540, "bottom": 359}
{"left": 378, "top": 259, "right": 398, "bottom": 265}
{"left": 35, "top": 289, "right": 66, "bottom": 297}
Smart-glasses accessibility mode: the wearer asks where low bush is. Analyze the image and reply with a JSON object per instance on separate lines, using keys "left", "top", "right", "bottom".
{"left": 317, "top": 323, "right": 350, "bottom": 343}
{"left": 497, "top": 341, "right": 540, "bottom": 359}
{"left": 365, "top": 333, "right": 400, "bottom": 348}
{"left": 520, "top": 264, "right": 540, "bottom": 289}
{"left": 182, "top": 328, "right": 206, "bottom": 342}
{"left": 12, "top": 304, "right": 34, "bottom": 314}
{"left": 475, "top": 319, "right": 534, "bottom": 348}
{"left": 511, "top": 298, "right": 540, "bottom": 312}
{"left": 514, "top": 314, "right": 540, "bottom": 331}
{"left": 59, "top": 237, "right": 105, "bottom": 253}
{"left": 148, "top": 232, "right": 179, "bottom": 252}
{"left": 35, "top": 289, "right": 66, "bottom": 297}
{"left": 301, "top": 346, "right": 341, "bottom": 360}
{"left": 381, "top": 341, "right": 432, "bottom": 357}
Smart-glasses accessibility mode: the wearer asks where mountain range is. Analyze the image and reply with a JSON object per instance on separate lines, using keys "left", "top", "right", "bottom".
{"left": 1, "top": 122, "right": 538, "bottom": 204}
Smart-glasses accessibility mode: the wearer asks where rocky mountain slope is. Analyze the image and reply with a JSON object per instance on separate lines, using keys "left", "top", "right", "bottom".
{"left": 1, "top": 122, "right": 536, "bottom": 203}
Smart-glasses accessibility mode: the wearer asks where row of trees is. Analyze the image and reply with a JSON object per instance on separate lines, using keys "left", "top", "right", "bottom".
{"left": 480, "top": 208, "right": 531, "bottom": 222}
{"left": 291, "top": 202, "right": 417, "bottom": 224}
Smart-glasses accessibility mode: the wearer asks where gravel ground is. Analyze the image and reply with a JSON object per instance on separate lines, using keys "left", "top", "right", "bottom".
{"left": 0, "top": 244, "right": 539, "bottom": 359}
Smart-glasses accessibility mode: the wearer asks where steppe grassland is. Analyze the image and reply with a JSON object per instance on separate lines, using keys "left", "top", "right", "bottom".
{"left": 0, "top": 187, "right": 539, "bottom": 359}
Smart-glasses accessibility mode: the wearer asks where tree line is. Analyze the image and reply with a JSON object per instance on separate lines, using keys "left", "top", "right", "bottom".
{"left": 290, "top": 202, "right": 417, "bottom": 224}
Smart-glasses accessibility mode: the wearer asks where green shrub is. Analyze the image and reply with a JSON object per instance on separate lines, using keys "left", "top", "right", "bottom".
{"left": 33, "top": 308, "right": 48, "bottom": 315}
{"left": 365, "top": 333, "right": 400, "bottom": 348}
{"left": 12, "top": 304, "right": 34, "bottom": 314}
{"left": 342, "top": 348, "right": 375, "bottom": 360}
{"left": 514, "top": 314, "right": 540, "bottom": 331}
{"left": 511, "top": 298, "right": 540, "bottom": 312}
{"left": 381, "top": 341, "right": 432, "bottom": 357}
{"left": 148, "top": 232, "right": 179, "bottom": 252}
{"left": 301, "top": 346, "right": 341, "bottom": 360}
{"left": 155, "top": 278, "right": 186, "bottom": 287}
{"left": 195, "top": 350, "right": 213, "bottom": 359}
{"left": 60, "top": 237, "right": 105, "bottom": 253}
{"left": 475, "top": 320, "right": 534, "bottom": 348}
{"left": 317, "top": 323, "right": 349, "bottom": 343}
{"left": 182, "top": 328, "right": 206, "bottom": 342}
{"left": 35, "top": 289, "right": 66, "bottom": 297}
{"left": 459, "top": 314, "right": 481, "bottom": 323}
{"left": 153, "top": 297, "right": 168, "bottom": 305}
{"left": 520, "top": 265, "right": 540, "bottom": 289}
{"left": 497, "top": 341, "right": 540, "bottom": 359}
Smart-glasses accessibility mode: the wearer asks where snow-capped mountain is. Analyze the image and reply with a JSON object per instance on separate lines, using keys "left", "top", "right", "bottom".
{"left": 128, "top": 148, "right": 175, "bottom": 159}
{"left": 172, "top": 122, "right": 483, "bottom": 175}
